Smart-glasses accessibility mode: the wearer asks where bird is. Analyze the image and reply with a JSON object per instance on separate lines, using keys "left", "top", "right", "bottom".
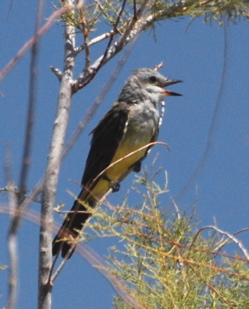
{"left": 52, "top": 68, "right": 181, "bottom": 258}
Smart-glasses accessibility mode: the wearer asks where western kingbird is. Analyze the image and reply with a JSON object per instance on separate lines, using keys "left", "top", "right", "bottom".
{"left": 52, "top": 68, "right": 181, "bottom": 258}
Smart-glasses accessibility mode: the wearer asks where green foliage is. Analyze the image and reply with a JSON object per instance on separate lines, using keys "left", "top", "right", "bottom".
{"left": 83, "top": 170, "right": 249, "bottom": 309}
{"left": 57, "top": 0, "right": 249, "bottom": 37}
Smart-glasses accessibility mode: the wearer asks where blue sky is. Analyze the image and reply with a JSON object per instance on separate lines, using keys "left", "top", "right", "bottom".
{"left": 1, "top": 1, "right": 249, "bottom": 308}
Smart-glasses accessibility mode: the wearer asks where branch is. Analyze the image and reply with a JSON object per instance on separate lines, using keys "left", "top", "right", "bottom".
{"left": 4, "top": 147, "right": 18, "bottom": 309}
{"left": 72, "top": 0, "right": 153, "bottom": 91}
{"left": 0, "top": 6, "right": 68, "bottom": 83}
{"left": 6, "top": 189, "right": 19, "bottom": 309}
{"left": 38, "top": 0, "right": 77, "bottom": 307}
{"left": 0, "top": 0, "right": 86, "bottom": 83}
{"left": 74, "top": 30, "right": 115, "bottom": 55}
{"left": 196, "top": 225, "right": 249, "bottom": 261}
{"left": 50, "top": 66, "right": 63, "bottom": 81}
{"left": 1, "top": 203, "right": 144, "bottom": 309}
{"left": 6, "top": 0, "right": 45, "bottom": 307}
{"left": 18, "top": 0, "right": 45, "bottom": 200}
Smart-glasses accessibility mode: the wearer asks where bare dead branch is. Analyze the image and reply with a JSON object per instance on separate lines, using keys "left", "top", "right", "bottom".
{"left": 78, "top": 7, "right": 91, "bottom": 72}
{"left": 74, "top": 30, "right": 115, "bottom": 55}
{"left": 50, "top": 66, "right": 63, "bottom": 81}
{"left": 6, "top": 190, "right": 19, "bottom": 309}
{"left": 38, "top": 0, "right": 76, "bottom": 307}
{"left": 194, "top": 225, "right": 249, "bottom": 261}
{"left": 19, "top": 0, "right": 45, "bottom": 201}
{"left": 0, "top": 6, "right": 68, "bottom": 82}
{"left": 73, "top": 0, "right": 128, "bottom": 91}
{"left": 4, "top": 147, "right": 18, "bottom": 309}
{"left": 95, "top": 0, "right": 128, "bottom": 72}
{"left": 6, "top": 1, "right": 46, "bottom": 307}
{"left": 73, "top": 0, "right": 153, "bottom": 92}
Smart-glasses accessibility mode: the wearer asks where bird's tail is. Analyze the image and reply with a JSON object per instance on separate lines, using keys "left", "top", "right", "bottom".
{"left": 52, "top": 188, "right": 96, "bottom": 258}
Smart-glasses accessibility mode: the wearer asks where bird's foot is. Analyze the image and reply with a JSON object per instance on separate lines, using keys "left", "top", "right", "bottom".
{"left": 103, "top": 175, "right": 120, "bottom": 192}
{"left": 110, "top": 181, "right": 120, "bottom": 192}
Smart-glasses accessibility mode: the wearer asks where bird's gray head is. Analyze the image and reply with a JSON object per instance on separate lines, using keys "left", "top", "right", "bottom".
{"left": 118, "top": 68, "right": 181, "bottom": 106}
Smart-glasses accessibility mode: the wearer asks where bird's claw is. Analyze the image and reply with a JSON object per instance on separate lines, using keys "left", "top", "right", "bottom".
{"left": 110, "top": 181, "right": 120, "bottom": 192}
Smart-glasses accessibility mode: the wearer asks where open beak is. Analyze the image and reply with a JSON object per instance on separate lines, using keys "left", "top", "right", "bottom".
{"left": 160, "top": 79, "right": 182, "bottom": 97}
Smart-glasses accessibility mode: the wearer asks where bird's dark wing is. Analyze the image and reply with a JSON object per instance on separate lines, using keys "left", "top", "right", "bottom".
{"left": 82, "top": 102, "right": 130, "bottom": 187}
{"left": 52, "top": 103, "right": 130, "bottom": 258}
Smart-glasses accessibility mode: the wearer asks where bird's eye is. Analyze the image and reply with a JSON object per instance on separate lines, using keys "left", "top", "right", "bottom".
{"left": 149, "top": 76, "right": 157, "bottom": 83}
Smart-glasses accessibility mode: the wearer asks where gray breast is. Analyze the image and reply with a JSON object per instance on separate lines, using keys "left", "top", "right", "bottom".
{"left": 125, "top": 101, "right": 159, "bottom": 146}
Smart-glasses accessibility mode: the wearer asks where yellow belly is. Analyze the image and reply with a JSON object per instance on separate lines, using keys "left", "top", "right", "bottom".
{"left": 106, "top": 134, "right": 149, "bottom": 180}
{"left": 88, "top": 124, "right": 153, "bottom": 202}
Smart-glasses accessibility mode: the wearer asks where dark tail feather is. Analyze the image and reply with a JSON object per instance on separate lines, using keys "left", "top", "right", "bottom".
{"left": 52, "top": 189, "right": 95, "bottom": 258}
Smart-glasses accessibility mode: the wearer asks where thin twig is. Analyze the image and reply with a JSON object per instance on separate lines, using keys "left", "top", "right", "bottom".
{"left": 50, "top": 66, "right": 63, "bottom": 81}
{"left": 92, "top": 141, "right": 170, "bottom": 183}
{"left": 0, "top": 6, "right": 68, "bottom": 82}
{"left": 95, "top": 0, "right": 128, "bottom": 72}
{"left": 19, "top": 0, "right": 45, "bottom": 201}
{"left": 76, "top": 243, "right": 145, "bottom": 309}
{"left": 4, "top": 146, "right": 18, "bottom": 309}
{"left": 73, "top": 0, "right": 154, "bottom": 92}
{"left": 0, "top": 0, "right": 85, "bottom": 82}
{"left": 79, "top": 7, "right": 91, "bottom": 71}
{"left": 74, "top": 30, "right": 114, "bottom": 55}
{"left": 52, "top": 236, "right": 146, "bottom": 309}
{"left": 196, "top": 225, "right": 249, "bottom": 261}
{"left": 6, "top": 190, "right": 19, "bottom": 309}
{"left": 74, "top": 0, "right": 128, "bottom": 91}
{"left": 6, "top": 1, "right": 45, "bottom": 307}
{"left": 1, "top": 203, "right": 144, "bottom": 308}
{"left": 205, "top": 282, "right": 236, "bottom": 309}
